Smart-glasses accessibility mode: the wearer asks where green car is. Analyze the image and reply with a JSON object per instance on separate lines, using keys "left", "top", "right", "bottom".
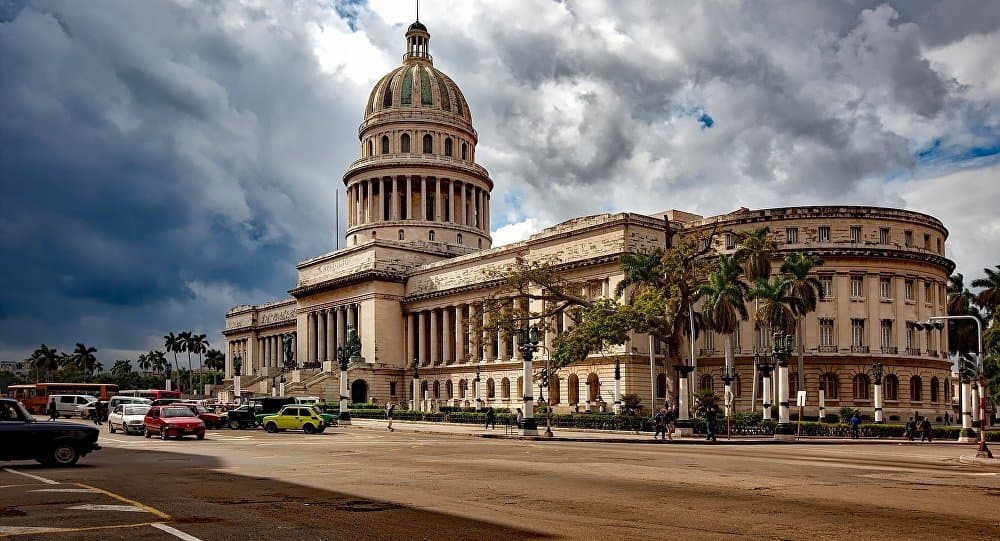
{"left": 261, "top": 405, "right": 327, "bottom": 434}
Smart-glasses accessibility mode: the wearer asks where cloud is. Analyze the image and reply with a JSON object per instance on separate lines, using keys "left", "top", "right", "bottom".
{"left": 1, "top": 0, "right": 999, "bottom": 360}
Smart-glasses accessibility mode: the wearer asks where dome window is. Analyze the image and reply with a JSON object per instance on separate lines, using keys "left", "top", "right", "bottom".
{"left": 461, "top": 142, "right": 468, "bottom": 160}
{"left": 457, "top": 233, "right": 463, "bottom": 245}
{"left": 398, "top": 229, "right": 405, "bottom": 240}
{"left": 419, "top": 67, "right": 433, "bottom": 106}
{"left": 367, "top": 140, "right": 373, "bottom": 157}
{"left": 381, "top": 136, "right": 389, "bottom": 154}
{"left": 382, "top": 84, "right": 393, "bottom": 108}
{"left": 436, "top": 76, "right": 451, "bottom": 111}
{"left": 401, "top": 69, "right": 413, "bottom": 105}
{"left": 444, "top": 138, "right": 453, "bottom": 157}
{"left": 401, "top": 133, "right": 410, "bottom": 153}
{"left": 429, "top": 230, "right": 435, "bottom": 241}
{"left": 423, "top": 134, "right": 433, "bottom": 154}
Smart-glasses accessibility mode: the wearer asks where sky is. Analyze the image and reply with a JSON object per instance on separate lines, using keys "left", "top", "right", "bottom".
{"left": 1, "top": 0, "right": 999, "bottom": 363}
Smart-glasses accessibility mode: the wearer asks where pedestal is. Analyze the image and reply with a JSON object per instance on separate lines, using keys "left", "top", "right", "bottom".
{"left": 165, "top": 379, "right": 172, "bottom": 392}
{"left": 613, "top": 377, "right": 622, "bottom": 415}
{"left": 338, "top": 369, "right": 351, "bottom": 425}
{"left": 872, "top": 385, "right": 883, "bottom": 423}
{"left": 521, "top": 359, "right": 537, "bottom": 435}
{"left": 233, "top": 376, "right": 241, "bottom": 402}
{"left": 959, "top": 382, "right": 975, "bottom": 442}
{"left": 673, "top": 365, "right": 695, "bottom": 438}
{"left": 818, "top": 389, "right": 826, "bottom": 422}
{"left": 473, "top": 379, "right": 481, "bottom": 411}
{"left": 412, "top": 378, "right": 421, "bottom": 412}
{"left": 278, "top": 382, "right": 286, "bottom": 396}
{"left": 774, "top": 364, "right": 795, "bottom": 440}
{"left": 762, "top": 376, "right": 772, "bottom": 420}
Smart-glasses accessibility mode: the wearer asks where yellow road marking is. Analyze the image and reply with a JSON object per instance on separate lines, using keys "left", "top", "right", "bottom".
{"left": 75, "top": 483, "right": 171, "bottom": 520}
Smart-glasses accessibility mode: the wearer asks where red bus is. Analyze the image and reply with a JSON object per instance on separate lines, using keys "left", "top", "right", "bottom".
{"left": 119, "top": 389, "right": 182, "bottom": 401}
{"left": 8, "top": 383, "right": 119, "bottom": 414}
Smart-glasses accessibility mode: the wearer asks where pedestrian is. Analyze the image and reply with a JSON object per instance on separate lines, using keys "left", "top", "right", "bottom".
{"left": 653, "top": 408, "right": 666, "bottom": 440}
{"left": 849, "top": 412, "right": 861, "bottom": 439}
{"left": 920, "top": 417, "right": 932, "bottom": 442}
{"left": 943, "top": 411, "right": 950, "bottom": 425}
{"left": 705, "top": 404, "right": 717, "bottom": 442}
{"left": 664, "top": 403, "right": 676, "bottom": 441}
{"left": 47, "top": 399, "right": 58, "bottom": 421}
{"left": 485, "top": 406, "right": 495, "bottom": 430}
{"left": 515, "top": 408, "right": 524, "bottom": 429}
{"left": 385, "top": 402, "right": 395, "bottom": 432}
{"left": 905, "top": 417, "right": 917, "bottom": 441}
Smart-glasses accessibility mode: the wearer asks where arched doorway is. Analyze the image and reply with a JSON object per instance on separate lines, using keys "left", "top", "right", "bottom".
{"left": 568, "top": 374, "right": 579, "bottom": 404}
{"left": 587, "top": 373, "right": 600, "bottom": 402}
{"left": 549, "top": 375, "right": 560, "bottom": 404}
{"left": 351, "top": 379, "right": 368, "bottom": 404}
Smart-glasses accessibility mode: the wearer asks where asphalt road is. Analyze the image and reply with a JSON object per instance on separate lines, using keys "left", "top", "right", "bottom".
{"left": 2, "top": 420, "right": 999, "bottom": 540}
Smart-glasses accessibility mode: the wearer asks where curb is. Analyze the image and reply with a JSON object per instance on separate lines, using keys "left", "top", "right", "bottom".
{"left": 958, "top": 455, "right": 1000, "bottom": 467}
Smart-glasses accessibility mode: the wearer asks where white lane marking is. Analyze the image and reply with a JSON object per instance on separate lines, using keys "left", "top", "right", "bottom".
{"left": 66, "top": 504, "right": 147, "bottom": 512}
{"left": 0, "top": 526, "right": 75, "bottom": 534}
{"left": 3, "top": 467, "right": 58, "bottom": 485}
{"left": 152, "top": 522, "right": 205, "bottom": 541}
{"left": 31, "top": 488, "right": 97, "bottom": 493}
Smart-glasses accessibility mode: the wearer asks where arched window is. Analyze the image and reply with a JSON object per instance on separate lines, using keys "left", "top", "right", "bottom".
{"left": 456, "top": 233, "right": 463, "bottom": 245}
{"left": 398, "top": 229, "right": 404, "bottom": 240}
{"left": 699, "top": 374, "right": 713, "bottom": 392}
{"left": 853, "top": 374, "right": 870, "bottom": 400}
{"left": 656, "top": 373, "right": 667, "bottom": 399}
{"left": 428, "top": 230, "right": 435, "bottom": 241}
{"left": 422, "top": 134, "right": 433, "bottom": 154}
{"left": 445, "top": 380, "right": 453, "bottom": 399}
{"left": 587, "top": 373, "right": 600, "bottom": 402}
{"left": 371, "top": 231, "right": 377, "bottom": 239}
{"left": 400, "top": 133, "right": 410, "bottom": 153}
{"left": 433, "top": 380, "right": 441, "bottom": 399}
{"left": 444, "top": 137, "right": 453, "bottom": 156}
{"left": 734, "top": 374, "right": 742, "bottom": 397}
{"left": 516, "top": 377, "right": 523, "bottom": 399}
{"left": 420, "top": 380, "right": 428, "bottom": 397}
{"left": 568, "top": 374, "right": 580, "bottom": 404}
{"left": 500, "top": 377, "right": 510, "bottom": 399}
{"left": 549, "top": 375, "right": 560, "bottom": 404}
{"left": 381, "top": 135, "right": 389, "bottom": 154}
{"left": 459, "top": 379, "right": 468, "bottom": 399}
{"left": 944, "top": 378, "right": 951, "bottom": 402}
{"left": 910, "top": 375, "right": 922, "bottom": 402}
{"left": 486, "top": 378, "right": 495, "bottom": 398}
{"left": 367, "top": 140, "right": 373, "bottom": 156}
{"left": 478, "top": 239, "right": 482, "bottom": 249}
{"left": 930, "top": 377, "right": 939, "bottom": 402}
{"left": 819, "top": 373, "right": 839, "bottom": 399}
{"left": 461, "top": 142, "right": 468, "bottom": 160}
{"left": 884, "top": 374, "right": 899, "bottom": 401}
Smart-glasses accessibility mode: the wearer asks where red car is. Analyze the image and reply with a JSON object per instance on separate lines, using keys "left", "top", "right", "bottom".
{"left": 143, "top": 405, "right": 206, "bottom": 440}
{"left": 176, "top": 403, "right": 225, "bottom": 429}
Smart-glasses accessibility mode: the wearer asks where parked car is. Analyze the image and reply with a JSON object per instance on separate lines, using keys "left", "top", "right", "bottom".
{"left": 305, "top": 405, "right": 336, "bottom": 427}
{"left": 0, "top": 398, "right": 101, "bottom": 466}
{"left": 108, "top": 404, "right": 150, "bottom": 435}
{"left": 49, "top": 394, "right": 97, "bottom": 418}
{"left": 224, "top": 404, "right": 260, "bottom": 430}
{"left": 150, "top": 398, "right": 185, "bottom": 407}
{"left": 253, "top": 396, "right": 297, "bottom": 426}
{"left": 261, "top": 405, "right": 327, "bottom": 434}
{"left": 108, "top": 396, "right": 151, "bottom": 410}
{"left": 143, "top": 405, "right": 206, "bottom": 440}
{"left": 177, "top": 402, "right": 226, "bottom": 429}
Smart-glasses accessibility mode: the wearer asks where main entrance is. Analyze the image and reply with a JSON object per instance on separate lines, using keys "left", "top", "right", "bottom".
{"left": 351, "top": 379, "right": 368, "bottom": 404}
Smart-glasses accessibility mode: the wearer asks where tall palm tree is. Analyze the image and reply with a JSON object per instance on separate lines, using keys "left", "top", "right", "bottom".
{"left": 696, "top": 254, "right": 750, "bottom": 377}
{"left": 204, "top": 349, "right": 225, "bottom": 384}
{"left": 748, "top": 276, "right": 803, "bottom": 336}
{"left": 111, "top": 359, "right": 131, "bottom": 378}
{"left": 781, "top": 252, "right": 824, "bottom": 390}
{"left": 736, "top": 227, "right": 775, "bottom": 281}
{"left": 178, "top": 331, "right": 193, "bottom": 394}
{"left": 30, "top": 344, "right": 61, "bottom": 382}
{"left": 947, "top": 273, "right": 981, "bottom": 355}
{"left": 971, "top": 265, "right": 1000, "bottom": 322}
{"left": 163, "top": 332, "right": 182, "bottom": 388}
{"left": 137, "top": 353, "right": 151, "bottom": 373}
{"left": 615, "top": 249, "right": 665, "bottom": 301}
{"left": 149, "top": 350, "right": 167, "bottom": 374}
{"left": 183, "top": 332, "right": 207, "bottom": 394}
{"left": 70, "top": 343, "right": 99, "bottom": 380}
{"left": 948, "top": 273, "right": 975, "bottom": 315}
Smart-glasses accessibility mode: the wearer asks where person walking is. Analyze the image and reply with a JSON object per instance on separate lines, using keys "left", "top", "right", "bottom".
{"left": 653, "top": 408, "right": 667, "bottom": 441}
{"left": 849, "top": 412, "right": 861, "bottom": 439}
{"left": 920, "top": 417, "right": 933, "bottom": 442}
{"left": 905, "top": 417, "right": 917, "bottom": 441}
{"left": 485, "top": 406, "right": 496, "bottom": 430}
{"left": 705, "top": 404, "right": 718, "bottom": 442}
{"left": 385, "top": 402, "right": 395, "bottom": 432}
{"left": 47, "top": 399, "right": 58, "bottom": 421}
{"left": 664, "top": 403, "right": 676, "bottom": 441}
{"left": 515, "top": 408, "right": 524, "bottom": 429}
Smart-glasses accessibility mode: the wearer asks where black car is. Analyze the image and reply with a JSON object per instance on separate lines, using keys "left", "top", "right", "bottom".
{"left": 225, "top": 404, "right": 260, "bottom": 429}
{"left": 0, "top": 398, "right": 101, "bottom": 466}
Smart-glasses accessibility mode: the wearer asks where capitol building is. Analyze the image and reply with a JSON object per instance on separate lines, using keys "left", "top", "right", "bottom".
{"left": 223, "top": 20, "right": 955, "bottom": 422}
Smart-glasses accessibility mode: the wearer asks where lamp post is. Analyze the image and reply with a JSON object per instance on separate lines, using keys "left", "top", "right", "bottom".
{"left": 271, "top": 369, "right": 286, "bottom": 397}
{"left": 232, "top": 354, "right": 242, "bottom": 404}
{"left": 871, "top": 360, "right": 884, "bottom": 423}
{"left": 540, "top": 361, "right": 554, "bottom": 437}
{"left": 515, "top": 324, "right": 541, "bottom": 436}
{"left": 772, "top": 330, "right": 796, "bottom": 440}
{"left": 473, "top": 364, "right": 481, "bottom": 411}
{"left": 720, "top": 366, "right": 735, "bottom": 440}
{"left": 411, "top": 358, "right": 420, "bottom": 412}
{"left": 335, "top": 324, "right": 363, "bottom": 426}
{"left": 613, "top": 358, "right": 622, "bottom": 415}
{"left": 754, "top": 352, "right": 774, "bottom": 420}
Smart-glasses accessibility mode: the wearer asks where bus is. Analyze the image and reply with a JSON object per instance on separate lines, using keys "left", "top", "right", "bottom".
{"left": 8, "top": 383, "right": 119, "bottom": 414}
{"left": 118, "top": 389, "right": 182, "bottom": 401}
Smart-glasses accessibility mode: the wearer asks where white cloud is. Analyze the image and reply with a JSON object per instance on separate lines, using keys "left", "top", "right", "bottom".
{"left": 491, "top": 217, "right": 554, "bottom": 247}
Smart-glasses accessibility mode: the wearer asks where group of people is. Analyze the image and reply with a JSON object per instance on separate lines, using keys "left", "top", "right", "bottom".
{"left": 905, "top": 416, "right": 935, "bottom": 442}
{"left": 652, "top": 403, "right": 678, "bottom": 441}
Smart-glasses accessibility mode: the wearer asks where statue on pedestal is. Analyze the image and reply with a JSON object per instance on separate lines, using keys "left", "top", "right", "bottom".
{"left": 282, "top": 333, "right": 296, "bottom": 370}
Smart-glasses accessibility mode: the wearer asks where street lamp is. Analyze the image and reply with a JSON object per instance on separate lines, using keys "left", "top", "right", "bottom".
{"left": 271, "top": 369, "right": 286, "bottom": 397}
{"left": 871, "top": 360, "right": 884, "bottom": 423}
{"left": 915, "top": 316, "right": 989, "bottom": 456}
{"left": 720, "top": 365, "right": 735, "bottom": 440}
{"left": 335, "top": 324, "right": 363, "bottom": 426}
{"left": 753, "top": 351, "right": 775, "bottom": 420}
{"left": 540, "top": 362, "right": 554, "bottom": 437}
{"left": 515, "top": 324, "right": 541, "bottom": 436}
{"left": 771, "top": 330, "right": 796, "bottom": 440}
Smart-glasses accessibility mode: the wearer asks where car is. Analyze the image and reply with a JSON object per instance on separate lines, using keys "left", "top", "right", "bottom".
{"left": 49, "top": 394, "right": 97, "bottom": 418}
{"left": 0, "top": 398, "right": 101, "bottom": 466}
{"left": 260, "top": 405, "right": 327, "bottom": 434}
{"left": 143, "top": 405, "right": 206, "bottom": 440}
{"left": 225, "top": 404, "right": 260, "bottom": 429}
{"left": 108, "top": 404, "right": 150, "bottom": 435}
{"left": 176, "top": 403, "right": 226, "bottom": 429}
{"left": 305, "top": 405, "right": 336, "bottom": 427}
{"left": 252, "top": 396, "right": 297, "bottom": 426}
{"left": 149, "top": 398, "right": 185, "bottom": 407}
{"left": 108, "top": 396, "right": 152, "bottom": 410}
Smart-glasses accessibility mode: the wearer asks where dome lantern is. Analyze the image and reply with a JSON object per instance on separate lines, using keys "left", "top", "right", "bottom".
{"left": 405, "top": 20, "right": 431, "bottom": 64}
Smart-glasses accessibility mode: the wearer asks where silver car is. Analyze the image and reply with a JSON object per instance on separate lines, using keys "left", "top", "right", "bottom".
{"left": 108, "top": 404, "right": 150, "bottom": 435}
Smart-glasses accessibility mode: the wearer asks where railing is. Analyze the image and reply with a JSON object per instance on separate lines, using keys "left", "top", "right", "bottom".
{"left": 881, "top": 347, "right": 898, "bottom": 354}
{"left": 344, "top": 153, "right": 490, "bottom": 179}
{"left": 818, "top": 345, "right": 838, "bottom": 353}
{"left": 851, "top": 346, "right": 870, "bottom": 353}
{"left": 928, "top": 351, "right": 939, "bottom": 358}
{"left": 905, "top": 348, "right": 921, "bottom": 356}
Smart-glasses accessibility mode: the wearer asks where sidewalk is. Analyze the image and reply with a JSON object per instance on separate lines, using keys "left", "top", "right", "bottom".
{"left": 347, "top": 418, "right": 969, "bottom": 445}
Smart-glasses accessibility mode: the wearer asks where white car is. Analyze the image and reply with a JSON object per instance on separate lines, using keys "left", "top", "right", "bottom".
{"left": 108, "top": 403, "right": 150, "bottom": 435}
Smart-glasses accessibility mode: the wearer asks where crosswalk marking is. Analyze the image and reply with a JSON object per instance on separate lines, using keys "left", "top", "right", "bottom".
{"left": 66, "top": 504, "right": 147, "bottom": 512}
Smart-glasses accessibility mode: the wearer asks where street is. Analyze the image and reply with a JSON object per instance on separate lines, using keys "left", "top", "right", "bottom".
{"left": 2, "top": 420, "right": 999, "bottom": 540}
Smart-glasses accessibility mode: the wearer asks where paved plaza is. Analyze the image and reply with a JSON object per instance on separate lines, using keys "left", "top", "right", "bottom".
{"left": 1, "top": 420, "right": 998, "bottom": 540}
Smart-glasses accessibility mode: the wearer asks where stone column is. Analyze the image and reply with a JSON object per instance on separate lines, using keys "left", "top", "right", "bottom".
{"left": 451, "top": 180, "right": 459, "bottom": 223}
{"left": 435, "top": 179, "right": 443, "bottom": 221}
{"left": 484, "top": 193, "right": 490, "bottom": 233}
{"left": 778, "top": 363, "right": 790, "bottom": 424}
{"left": 368, "top": 179, "right": 376, "bottom": 223}
{"left": 971, "top": 384, "right": 981, "bottom": 423}
{"left": 337, "top": 307, "right": 346, "bottom": 350}
{"left": 674, "top": 365, "right": 694, "bottom": 437}
{"left": 317, "top": 312, "right": 327, "bottom": 365}
{"left": 483, "top": 305, "right": 495, "bottom": 362}
{"left": 454, "top": 305, "right": 464, "bottom": 363}
{"left": 347, "top": 303, "right": 356, "bottom": 330}
{"left": 412, "top": 374, "right": 421, "bottom": 412}
{"left": 406, "top": 313, "right": 416, "bottom": 365}
{"left": 521, "top": 352, "right": 538, "bottom": 436}
{"left": 308, "top": 312, "right": 317, "bottom": 364}
{"left": 872, "top": 384, "right": 882, "bottom": 423}
{"left": 498, "top": 327, "right": 509, "bottom": 361}
{"left": 417, "top": 311, "right": 427, "bottom": 365}
{"left": 420, "top": 176, "right": 427, "bottom": 221}
{"left": 405, "top": 176, "right": 413, "bottom": 220}
{"left": 326, "top": 309, "right": 335, "bottom": 361}
{"left": 960, "top": 381, "right": 975, "bottom": 442}
{"left": 391, "top": 177, "right": 398, "bottom": 220}
{"left": 442, "top": 307, "right": 452, "bottom": 363}
{"left": 429, "top": 309, "right": 439, "bottom": 365}
{"left": 469, "top": 304, "right": 480, "bottom": 362}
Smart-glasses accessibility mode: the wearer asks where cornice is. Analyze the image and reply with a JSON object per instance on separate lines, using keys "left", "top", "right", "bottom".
{"left": 289, "top": 270, "right": 405, "bottom": 298}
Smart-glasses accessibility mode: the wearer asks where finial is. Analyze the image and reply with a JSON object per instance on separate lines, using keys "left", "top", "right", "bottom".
{"left": 416, "top": 0, "right": 419, "bottom": 22}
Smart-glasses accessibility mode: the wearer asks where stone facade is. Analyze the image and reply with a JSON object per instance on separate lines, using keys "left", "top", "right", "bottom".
{"left": 221, "top": 22, "right": 956, "bottom": 422}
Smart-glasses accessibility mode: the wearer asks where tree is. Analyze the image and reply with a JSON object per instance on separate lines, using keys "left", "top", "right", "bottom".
{"left": 736, "top": 227, "right": 775, "bottom": 281}
{"left": 780, "top": 252, "right": 823, "bottom": 391}
{"left": 137, "top": 353, "right": 151, "bottom": 373}
{"left": 204, "top": 349, "right": 225, "bottom": 384}
{"left": 163, "top": 332, "right": 182, "bottom": 386}
{"left": 185, "top": 332, "right": 208, "bottom": 394}
{"left": 748, "top": 276, "right": 803, "bottom": 335}
{"left": 615, "top": 249, "right": 665, "bottom": 301}
{"left": 69, "top": 343, "right": 99, "bottom": 380}
{"left": 971, "top": 265, "right": 1000, "bottom": 323}
{"left": 696, "top": 254, "right": 749, "bottom": 378}
{"left": 111, "top": 359, "right": 132, "bottom": 378}
{"left": 947, "top": 273, "right": 982, "bottom": 356}
{"left": 149, "top": 350, "right": 168, "bottom": 374}
{"left": 30, "top": 344, "right": 61, "bottom": 382}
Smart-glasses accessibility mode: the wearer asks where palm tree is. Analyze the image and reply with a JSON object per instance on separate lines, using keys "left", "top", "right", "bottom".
{"left": 70, "top": 343, "right": 99, "bottom": 380}
{"left": 736, "top": 227, "right": 775, "bottom": 281}
{"left": 748, "top": 276, "right": 803, "bottom": 336}
{"left": 948, "top": 273, "right": 975, "bottom": 315}
{"left": 137, "top": 353, "right": 151, "bottom": 373}
{"left": 971, "top": 265, "right": 1000, "bottom": 322}
{"left": 164, "top": 332, "right": 182, "bottom": 389}
{"left": 781, "top": 252, "right": 824, "bottom": 391}
{"left": 30, "top": 344, "right": 61, "bottom": 382}
{"left": 615, "top": 249, "right": 665, "bottom": 301}
{"left": 149, "top": 350, "right": 168, "bottom": 374}
{"left": 111, "top": 359, "right": 132, "bottom": 378}
{"left": 183, "top": 332, "right": 207, "bottom": 394}
{"left": 696, "top": 254, "right": 749, "bottom": 377}
{"left": 204, "top": 349, "right": 225, "bottom": 384}
{"left": 947, "top": 273, "right": 981, "bottom": 356}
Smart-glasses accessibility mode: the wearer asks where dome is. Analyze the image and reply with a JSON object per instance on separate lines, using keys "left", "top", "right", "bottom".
{"left": 365, "top": 63, "right": 472, "bottom": 124}
{"left": 408, "top": 21, "right": 427, "bottom": 32}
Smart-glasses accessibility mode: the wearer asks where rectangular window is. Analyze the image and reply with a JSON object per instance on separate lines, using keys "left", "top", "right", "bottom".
{"left": 820, "top": 319, "right": 835, "bottom": 346}
{"left": 725, "top": 232, "right": 735, "bottom": 250}
{"left": 924, "top": 233, "right": 931, "bottom": 250}
{"left": 850, "top": 226, "right": 861, "bottom": 243}
{"left": 906, "top": 325, "right": 916, "bottom": 350}
{"left": 819, "top": 276, "right": 833, "bottom": 298}
{"left": 923, "top": 282, "right": 931, "bottom": 304}
{"left": 880, "top": 320, "right": 893, "bottom": 348}
{"left": 704, "top": 330, "right": 715, "bottom": 350}
{"left": 937, "top": 238, "right": 942, "bottom": 253}
{"left": 755, "top": 326, "right": 770, "bottom": 350}
{"left": 905, "top": 280, "right": 914, "bottom": 301}
{"left": 851, "top": 276, "right": 864, "bottom": 298}
{"left": 880, "top": 277, "right": 891, "bottom": 299}
{"left": 851, "top": 319, "right": 865, "bottom": 347}
{"left": 732, "top": 329, "right": 741, "bottom": 350}
{"left": 818, "top": 226, "right": 830, "bottom": 243}
{"left": 904, "top": 230, "right": 913, "bottom": 247}
{"left": 786, "top": 227, "right": 798, "bottom": 244}
{"left": 879, "top": 227, "right": 890, "bottom": 244}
